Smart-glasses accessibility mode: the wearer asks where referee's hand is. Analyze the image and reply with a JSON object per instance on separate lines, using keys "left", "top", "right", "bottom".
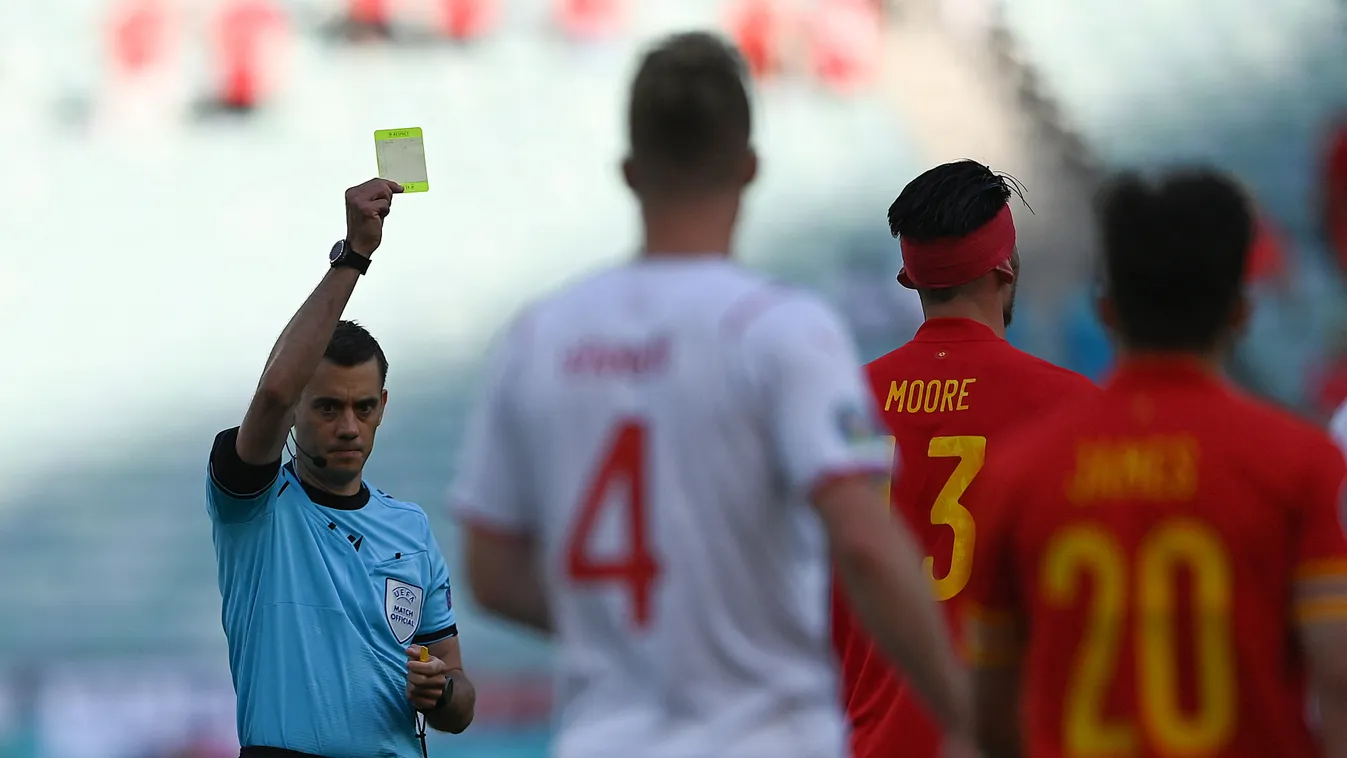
{"left": 345, "top": 178, "right": 405, "bottom": 257}
{"left": 405, "top": 645, "right": 449, "bottom": 713}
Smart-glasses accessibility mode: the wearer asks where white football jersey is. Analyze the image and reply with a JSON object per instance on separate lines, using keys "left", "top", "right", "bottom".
{"left": 1331, "top": 400, "right": 1347, "bottom": 456}
{"left": 450, "top": 258, "right": 890, "bottom": 758}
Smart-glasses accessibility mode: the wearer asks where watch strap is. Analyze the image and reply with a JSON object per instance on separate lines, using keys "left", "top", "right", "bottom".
{"left": 331, "top": 240, "right": 371, "bottom": 274}
{"left": 434, "top": 676, "right": 454, "bottom": 713}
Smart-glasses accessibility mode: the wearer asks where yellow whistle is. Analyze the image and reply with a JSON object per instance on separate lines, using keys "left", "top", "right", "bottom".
{"left": 419, "top": 646, "right": 430, "bottom": 663}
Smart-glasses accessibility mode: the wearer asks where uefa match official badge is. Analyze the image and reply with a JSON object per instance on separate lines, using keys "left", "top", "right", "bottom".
{"left": 385, "top": 578, "right": 425, "bottom": 645}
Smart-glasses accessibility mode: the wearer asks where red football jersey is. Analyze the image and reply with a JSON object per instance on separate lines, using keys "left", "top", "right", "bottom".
{"left": 965, "top": 357, "right": 1347, "bottom": 758}
{"left": 831, "top": 317, "right": 1097, "bottom": 758}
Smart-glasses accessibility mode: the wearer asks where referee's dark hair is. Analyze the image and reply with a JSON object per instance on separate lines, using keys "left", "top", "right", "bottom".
{"left": 624, "top": 31, "right": 755, "bottom": 199}
{"left": 1096, "top": 168, "right": 1253, "bottom": 353}
{"left": 326, "top": 320, "right": 389, "bottom": 386}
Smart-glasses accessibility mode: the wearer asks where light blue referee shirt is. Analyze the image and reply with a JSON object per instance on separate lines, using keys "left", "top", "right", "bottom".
{"left": 206, "top": 427, "right": 458, "bottom": 757}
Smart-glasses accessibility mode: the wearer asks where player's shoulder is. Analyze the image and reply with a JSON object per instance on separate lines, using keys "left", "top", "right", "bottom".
{"left": 862, "top": 337, "right": 931, "bottom": 372}
{"left": 369, "top": 486, "right": 431, "bottom": 522}
{"left": 485, "top": 268, "right": 628, "bottom": 354}
{"left": 721, "top": 277, "right": 846, "bottom": 340}
{"left": 1227, "top": 391, "right": 1344, "bottom": 467}
{"left": 863, "top": 335, "right": 1094, "bottom": 390}
{"left": 1010, "top": 348, "right": 1097, "bottom": 390}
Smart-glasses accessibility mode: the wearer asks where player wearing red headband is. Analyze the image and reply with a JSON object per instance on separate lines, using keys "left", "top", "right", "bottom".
{"left": 831, "top": 160, "right": 1097, "bottom": 758}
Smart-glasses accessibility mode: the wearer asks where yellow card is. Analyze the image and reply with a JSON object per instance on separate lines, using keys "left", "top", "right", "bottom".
{"left": 374, "top": 128, "right": 429, "bottom": 193}
{"left": 419, "top": 646, "right": 430, "bottom": 662}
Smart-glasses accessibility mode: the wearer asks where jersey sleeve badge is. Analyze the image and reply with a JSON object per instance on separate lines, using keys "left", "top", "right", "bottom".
{"left": 834, "top": 402, "right": 891, "bottom": 462}
{"left": 385, "top": 578, "right": 425, "bottom": 645}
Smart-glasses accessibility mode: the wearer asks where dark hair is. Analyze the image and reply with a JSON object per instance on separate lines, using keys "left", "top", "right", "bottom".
{"left": 1097, "top": 169, "right": 1253, "bottom": 352}
{"left": 887, "top": 160, "right": 1017, "bottom": 301}
{"left": 325, "top": 320, "right": 389, "bottom": 385}
{"left": 628, "top": 31, "right": 752, "bottom": 196}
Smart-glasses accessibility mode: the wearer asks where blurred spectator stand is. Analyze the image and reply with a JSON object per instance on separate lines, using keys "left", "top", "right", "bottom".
{"left": 555, "top": 0, "right": 625, "bottom": 43}
{"left": 727, "top": 0, "right": 788, "bottom": 80}
{"left": 102, "top": 0, "right": 184, "bottom": 132}
{"left": 110, "top": 0, "right": 171, "bottom": 78}
{"left": 344, "top": 0, "right": 394, "bottom": 39}
{"left": 807, "top": 0, "right": 882, "bottom": 94}
{"left": 207, "top": 0, "right": 289, "bottom": 114}
{"left": 440, "top": 0, "right": 502, "bottom": 43}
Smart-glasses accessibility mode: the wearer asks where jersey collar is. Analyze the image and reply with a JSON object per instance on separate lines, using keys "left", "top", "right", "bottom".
{"left": 1104, "top": 355, "right": 1225, "bottom": 391}
{"left": 285, "top": 462, "right": 371, "bottom": 510}
{"left": 911, "top": 317, "right": 1003, "bottom": 343}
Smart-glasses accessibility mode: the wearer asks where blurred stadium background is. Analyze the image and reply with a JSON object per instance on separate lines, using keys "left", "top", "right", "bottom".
{"left": 1, "top": 0, "right": 1345, "bottom": 755}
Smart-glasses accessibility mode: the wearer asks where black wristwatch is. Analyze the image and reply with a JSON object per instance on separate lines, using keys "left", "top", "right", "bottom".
{"left": 329, "top": 239, "right": 371, "bottom": 274}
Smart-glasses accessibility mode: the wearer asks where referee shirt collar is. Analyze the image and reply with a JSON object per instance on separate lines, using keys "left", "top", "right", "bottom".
{"left": 285, "top": 462, "right": 370, "bottom": 510}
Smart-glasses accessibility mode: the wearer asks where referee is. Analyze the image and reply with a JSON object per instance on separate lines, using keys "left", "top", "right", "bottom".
{"left": 206, "top": 178, "right": 476, "bottom": 757}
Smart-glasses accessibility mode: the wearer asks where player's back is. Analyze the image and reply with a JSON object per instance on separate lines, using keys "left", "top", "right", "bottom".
{"left": 867, "top": 318, "right": 1096, "bottom": 606}
{"left": 509, "top": 258, "right": 853, "bottom": 758}
{"left": 989, "top": 360, "right": 1345, "bottom": 757}
{"left": 834, "top": 317, "right": 1096, "bottom": 758}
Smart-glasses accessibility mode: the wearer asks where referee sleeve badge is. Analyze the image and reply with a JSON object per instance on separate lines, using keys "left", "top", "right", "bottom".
{"left": 385, "top": 578, "right": 425, "bottom": 645}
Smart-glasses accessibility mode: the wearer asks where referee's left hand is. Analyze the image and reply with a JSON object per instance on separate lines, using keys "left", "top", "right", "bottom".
{"left": 405, "top": 645, "right": 449, "bottom": 712}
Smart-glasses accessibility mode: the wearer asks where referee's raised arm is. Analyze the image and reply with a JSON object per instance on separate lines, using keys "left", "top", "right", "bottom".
{"left": 234, "top": 179, "right": 404, "bottom": 467}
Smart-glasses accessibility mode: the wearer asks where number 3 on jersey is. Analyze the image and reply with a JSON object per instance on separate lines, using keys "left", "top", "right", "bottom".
{"left": 882, "top": 435, "right": 986, "bottom": 601}
{"left": 564, "top": 419, "right": 662, "bottom": 629}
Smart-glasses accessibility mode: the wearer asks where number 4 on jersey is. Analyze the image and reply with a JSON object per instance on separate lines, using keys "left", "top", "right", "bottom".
{"left": 564, "top": 420, "right": 662, "bottom": 628}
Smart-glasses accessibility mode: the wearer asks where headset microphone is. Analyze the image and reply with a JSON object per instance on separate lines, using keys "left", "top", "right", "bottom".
{"left": 289, "top": 433, "right": 328, "bottom": 468}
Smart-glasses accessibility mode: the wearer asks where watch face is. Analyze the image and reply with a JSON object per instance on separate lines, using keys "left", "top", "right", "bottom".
{"left": 330, "top": 240, "right": 346, "bottom": 263}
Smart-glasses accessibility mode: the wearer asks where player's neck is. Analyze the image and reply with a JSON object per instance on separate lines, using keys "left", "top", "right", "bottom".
{"left": 296, "top": 458, "right": 364, "bottom": 497}
{"left": 921, "top": 299, "right": 1007, "bottom": 339}
{"left": 1116, "top": 347, "right": 1224, "bottom": 372}
{"left": 639, "top": 195, "right": 739, "bottom": 258}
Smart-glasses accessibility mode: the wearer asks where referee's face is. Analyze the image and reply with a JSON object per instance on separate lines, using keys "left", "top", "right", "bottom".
{"left": 295, "top": 358, "right": 388, "bottom": 488}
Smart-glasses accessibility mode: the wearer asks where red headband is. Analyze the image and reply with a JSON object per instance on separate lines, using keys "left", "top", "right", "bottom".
{"left": 897, "top": 204, "right": 1017, "bottom": 289}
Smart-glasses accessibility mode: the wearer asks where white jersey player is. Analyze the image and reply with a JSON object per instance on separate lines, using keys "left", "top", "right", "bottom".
{"left": 449, "top": 32, "right": 976, "bottom": 758}
{"left": 1332, "top": 400, "right": 1347, "bottom": 454}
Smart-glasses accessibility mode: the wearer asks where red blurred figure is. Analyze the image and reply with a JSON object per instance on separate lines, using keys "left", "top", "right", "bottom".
{"left": 110, "top": 0, "right": 169, "bottom": 76}
{"left": 555, "top": 0, "right": 624, "bottom": 42}
{"left": 213, "top": 0, "right": 288, "bottom": 112}
{"left": 440, "top": 0, "right": 500, "bottom": 42}
{"left": 1244, "top": 214, "right": 1288, "bottom": 285}
{"left": 348, "top": 0, "right": 391, "bottom": 27}
{"left": 808, "top": 0, "right": 882, "bottom": 93}
{"left": 726, "top": 0, "right": 786, "bottom": 80}
{"left": 1311, "top": 347, "right": 1347, "bottom": 419}
{"left": 1325, "top": 124, "right": 1347, "bottom": 271}
{"left": 102, "top": 0, "right": 186, "bottom": 132}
